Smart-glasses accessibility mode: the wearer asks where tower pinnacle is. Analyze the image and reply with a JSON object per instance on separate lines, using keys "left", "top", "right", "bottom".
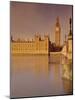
{"left": 69, "top": 18, "right": 72, "bottom": 36}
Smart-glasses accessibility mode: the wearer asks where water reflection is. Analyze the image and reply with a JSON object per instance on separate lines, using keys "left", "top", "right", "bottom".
{"left": 62, "top": 79, "right": 72, "bottom": 94}
{"left": 62, "top": 59, "right": 72, "bottom": 94}
{"left": 62, "top": 62, "right": 72, "bottom": 80}
{"left": 12, "top": 55, "right": 49, "bottom": 77}
{"left": 32, "top": 55, "right": 49, "bottom": 77}
{"left": 11, "top": 54, "right": 73, "bottom": 98}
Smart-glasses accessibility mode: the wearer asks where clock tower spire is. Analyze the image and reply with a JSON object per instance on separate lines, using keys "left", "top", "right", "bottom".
{"left": 55, "top": 17, "right": 61, "bottom": 46}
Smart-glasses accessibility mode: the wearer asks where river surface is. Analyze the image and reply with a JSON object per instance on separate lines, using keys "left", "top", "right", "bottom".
{"left": 10, "top": 54, "right": 73, "bottom": 98}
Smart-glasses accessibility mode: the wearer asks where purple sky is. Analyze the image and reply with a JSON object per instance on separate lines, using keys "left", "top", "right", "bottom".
{"left": 10, "top": 1, "right": 72, "bottom": 45}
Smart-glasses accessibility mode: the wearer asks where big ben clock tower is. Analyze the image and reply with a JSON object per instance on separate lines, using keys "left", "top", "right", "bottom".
{"left": 55, "top": 17, "right": 61, "bottom": 46}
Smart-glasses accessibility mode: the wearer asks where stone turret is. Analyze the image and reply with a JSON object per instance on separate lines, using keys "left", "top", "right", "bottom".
{"left": 68, "top": 18, "right": 72, "bottom": 40}
{"left": 69, "top": 18, "right": 72, "bottom": 36}
{"left": 11, "top": 36, "right": 13, "bottom": 42}
{"left": 44, "top": 34, "right": 49, "bottom": 53}
{"left": 61, "top": 18, "right": 72, "bottom": 60}
{"left": 35, "top": 33, "right": 41, "bottom": 41}
{"left": 67, "top": 18, "right": 72, "bottom": 59}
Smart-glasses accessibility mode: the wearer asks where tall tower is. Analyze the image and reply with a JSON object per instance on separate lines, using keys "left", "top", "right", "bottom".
{"left": 67, "top": 18, "right": 72, "bottom": 59}
{"left": 44, "top": 34, "right": 49, "bottom": 54}
{"left": 35, "top": 33, "right": 41, "bottom": 51}
{"left": 55, "top": 17, "right": 61, "bottom": 46}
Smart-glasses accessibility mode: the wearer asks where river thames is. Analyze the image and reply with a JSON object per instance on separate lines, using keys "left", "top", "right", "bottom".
{"left": 10, "top": 54, "right": 72, "bottom": 98}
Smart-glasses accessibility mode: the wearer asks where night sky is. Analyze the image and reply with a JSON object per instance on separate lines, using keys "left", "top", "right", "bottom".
{"left": 10, "top": 1, "right": 72, "bottom": 45}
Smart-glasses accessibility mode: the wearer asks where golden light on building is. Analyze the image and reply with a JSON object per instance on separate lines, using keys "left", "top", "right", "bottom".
{"left": 11, "top": 34, "right": 50, "bottom": 55}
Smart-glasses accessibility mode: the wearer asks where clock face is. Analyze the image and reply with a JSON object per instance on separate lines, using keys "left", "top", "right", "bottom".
{"left": 56, "top": 27, "right": 59, "bottom": 31}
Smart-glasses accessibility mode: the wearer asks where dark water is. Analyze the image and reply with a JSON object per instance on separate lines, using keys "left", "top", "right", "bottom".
{"left": 10, "top": 54, "right": 73, "bottom": 98}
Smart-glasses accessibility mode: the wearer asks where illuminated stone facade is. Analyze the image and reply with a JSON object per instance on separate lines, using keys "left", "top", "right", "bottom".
{"left": 11, "top": 34, "right": 49, "bottom": 55}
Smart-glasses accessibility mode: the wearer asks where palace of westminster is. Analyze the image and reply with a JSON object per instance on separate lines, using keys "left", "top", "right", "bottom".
{"left": 11, "top": 17, "right": 72, "bottom": 57}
